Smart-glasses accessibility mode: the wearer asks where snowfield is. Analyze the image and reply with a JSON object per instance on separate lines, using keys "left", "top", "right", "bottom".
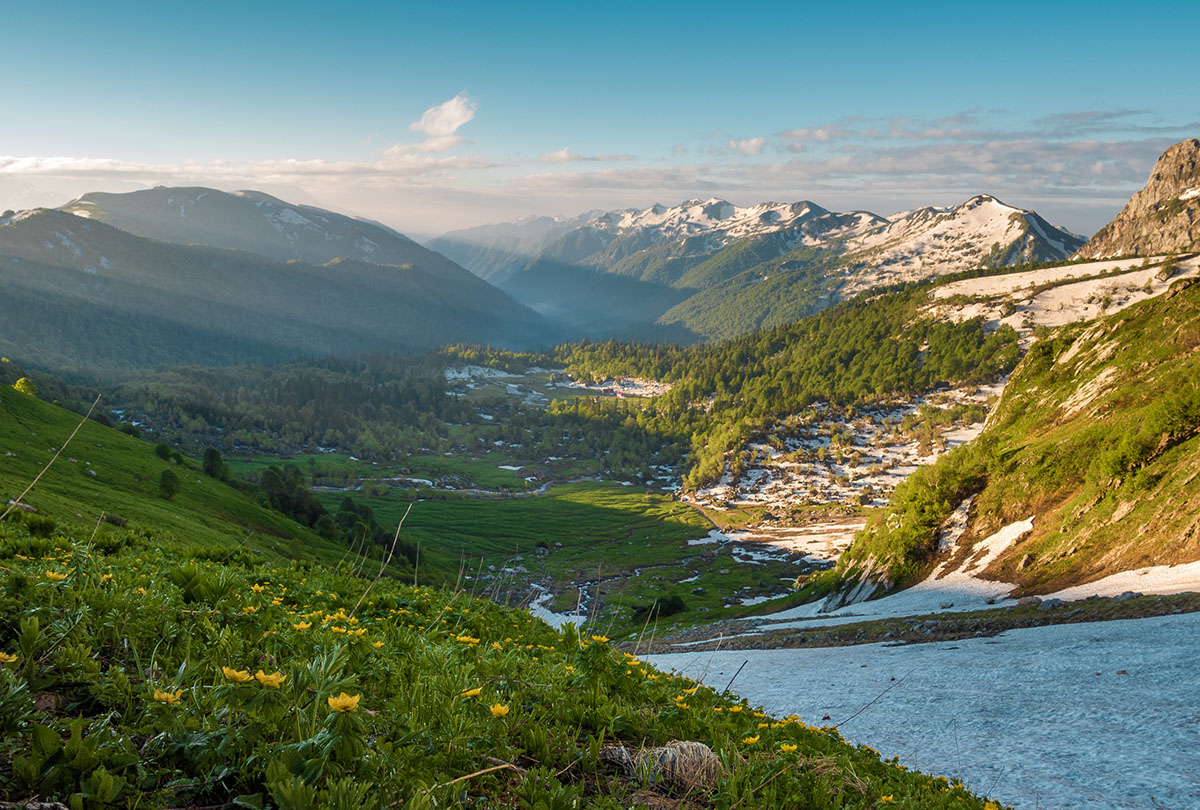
{"left": 930, "top": 255, "right": 1200, "bottom": 338}
{"left": 651, "top": 612, "right": 1200, "bottom": 810}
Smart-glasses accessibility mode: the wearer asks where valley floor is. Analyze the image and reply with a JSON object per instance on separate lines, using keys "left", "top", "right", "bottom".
{"left": 650, "top": 611, "right": 1200, "bottom": 810}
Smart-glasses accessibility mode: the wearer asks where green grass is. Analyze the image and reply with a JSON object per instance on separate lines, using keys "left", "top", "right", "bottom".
{"left": 314, "top": 482, "right": 812, "bottom": 639}
{"left": 0, "top": 386, "right": 344, "bottom": 565}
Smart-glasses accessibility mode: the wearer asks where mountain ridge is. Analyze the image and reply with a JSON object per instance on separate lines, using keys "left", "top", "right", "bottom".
{"left": 446, "top": 193, "right": 1084, "bottom": 341}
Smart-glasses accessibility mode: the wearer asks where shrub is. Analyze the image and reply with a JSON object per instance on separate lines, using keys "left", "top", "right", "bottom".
{"left": 158, "top": 469, "right": 181, "bottom": 501}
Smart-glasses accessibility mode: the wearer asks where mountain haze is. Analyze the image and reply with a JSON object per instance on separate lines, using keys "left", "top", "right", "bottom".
{"left": 0, "top": 208, "right": 555, "bottom": 372}
{"left": 427, "top": 213, "right": 599, "bottom": 284}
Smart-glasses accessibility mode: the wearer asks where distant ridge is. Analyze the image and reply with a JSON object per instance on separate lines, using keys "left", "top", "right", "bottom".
{"left": 0, "top": 207, "right": 556, "bottom": 372}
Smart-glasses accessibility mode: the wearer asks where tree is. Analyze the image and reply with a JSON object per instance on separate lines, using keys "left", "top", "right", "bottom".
{"left": 203, "top": 447, "right": 229, "bottom": 480}
{"left": 159, "top": 469, "right": 181, "bottom": 500}
{"left": 12, "top": 377, "right": 37, "bottom": 397}
{"left": 155, "top": 443, "right": 171, "bottom": 460}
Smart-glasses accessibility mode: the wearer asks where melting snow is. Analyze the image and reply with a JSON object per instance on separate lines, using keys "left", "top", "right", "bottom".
{"left": 650, "top": 612, "right": 1200, "bottom": 810}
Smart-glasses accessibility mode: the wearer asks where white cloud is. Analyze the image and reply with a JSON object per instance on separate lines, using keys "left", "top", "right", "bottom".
{"left": 386, "top": 93, "right": 477, "bottom": 155}
{"left": 539, "top": 147, "right": 634, "bottom": 164}
{"left": 728, "top": 137, "right": 765, "bottom": 156}
{"left": 541, "top": 147, "right": 581, "bottom": 163}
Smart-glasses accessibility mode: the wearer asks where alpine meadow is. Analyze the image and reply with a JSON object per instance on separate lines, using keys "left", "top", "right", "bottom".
{"left": 2, "top": 4, "right": 1200, "bottom": 810}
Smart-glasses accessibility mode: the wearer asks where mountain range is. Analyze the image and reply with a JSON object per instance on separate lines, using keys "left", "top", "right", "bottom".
{"left": 10, "top": 138, "right": 1200, "bottom": 377}
{"left": 0, "top": 195, "right": 556, "bottom": 373}
{"left": 433, "top": 194, "right": 1086, "bottom": 341}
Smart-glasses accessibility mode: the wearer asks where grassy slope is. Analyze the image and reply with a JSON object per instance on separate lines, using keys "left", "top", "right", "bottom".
{"left": 838, "top": 276, "right": 1200, "bottom": 594}
{"left": 0, "top": 408, "right": 1007, "bottom": 809}
{"left": 0, "top": 385, "right": 344, "bottom": 564}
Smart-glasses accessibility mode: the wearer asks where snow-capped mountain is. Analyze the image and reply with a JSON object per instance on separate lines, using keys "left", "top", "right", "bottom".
{"left": 593, "top": 198, "right": 884, "bottom": 245}
{"left": 839, "top": 194, "right": 1085, "bottom": 294}
{"left": 448, "top": 194, "right": 1084, "bottom": 341}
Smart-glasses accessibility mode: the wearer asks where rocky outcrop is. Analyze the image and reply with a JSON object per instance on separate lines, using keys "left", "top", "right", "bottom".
{"left": 1077, "top": 138, "right": 1200, "bottom": 258}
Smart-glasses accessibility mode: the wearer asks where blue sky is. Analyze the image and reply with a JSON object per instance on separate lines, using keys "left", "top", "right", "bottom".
{"left": 2, "top": 1, "right": 1198, "bottom": 234}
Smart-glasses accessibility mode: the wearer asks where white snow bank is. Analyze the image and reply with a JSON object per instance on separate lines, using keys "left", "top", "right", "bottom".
{"left": 756, "top": 517, "right": 1034, "bottom": 628}
{"left": 1046, "top": 559, "right": 1200, "bottom": 601}
{"left": 444, "top": 365, "right": 520, "bottom": 381}
{"left": 650, "top": 612, "right": 1200, "bottom": 810}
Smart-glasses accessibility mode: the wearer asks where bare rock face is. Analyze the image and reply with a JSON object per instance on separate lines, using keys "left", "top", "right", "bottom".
{"left": 1076, "top": 138, "right": 1200, "bottom": 258}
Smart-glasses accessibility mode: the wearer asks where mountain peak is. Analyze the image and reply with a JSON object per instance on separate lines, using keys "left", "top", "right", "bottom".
{"left": 1076, "top": 138, "right": 1200, "bottom": 258}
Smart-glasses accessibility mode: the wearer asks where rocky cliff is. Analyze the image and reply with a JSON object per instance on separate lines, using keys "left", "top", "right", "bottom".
{"left": 1077, "top": 138, "right": 1200, "bottom": 258}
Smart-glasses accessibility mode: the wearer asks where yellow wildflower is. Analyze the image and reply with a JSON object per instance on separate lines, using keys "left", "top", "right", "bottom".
{"left": 293, "top": 621, "right": 312, "bottom": 630}
{"left": 461, "top": 687, "right": 483, "bottom": 697}
{"left": 327, "top": 692, "right": 360, "bottom": 713}
{"left": 780, "top": 743, "right": 798, "bottom": 753}
{"left": 255, "top": 670, "right": 286, "bottom": 688}
{"left": 880, "top": 796, "right": 893, "bottom": 803}
{"left": 330, "top": 626, "right": 347, "bottom": 634}
{"left": 222, "top": 666, "right": 254, "bottom": 684}
{"left": 371, "top": 641, "right": 384, "bottom": 648}
{"left": 743, "top": 735, "right": 760, "bottom": 744}
{"left": 489, "top": 703, "right": 510, "bottom": 717}
{"left": 0, "top": 652, "right": 18, "bottom": 664}
{"left": 682, "top": 686, "right": 698, "bottom": 695}
{"left": 101, "top": 574, "right": 113, "bottom": 582}
{"left": 45, "top": 570, "right": 68, "bottom": 582}
{"left": 491, "top": 641, "right": 503, "bottom": 650}
{"left": 242, "top": 605, "right": 257, "bottom": 614}
{"left": 728, "top": 705, "right": 743, "bottom": 713}
{"left": 590, "top": 634, "right": 609, "bottom": 643}
{"left": 251, "top": 583, "right": 266, "bottom": 593}
{"left": 153, "top": 688, "right": 184, "bottom": 705}
{"left": 757, "top": 722, "right": 769, "bottom": 729}
{"left": 351, "top": 628, "right": 367, "bottom": 636}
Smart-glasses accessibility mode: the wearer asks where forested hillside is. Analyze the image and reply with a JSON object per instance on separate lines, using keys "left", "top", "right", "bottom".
{"left": 833, "top": 273, "right": 1200, "bottom": 593}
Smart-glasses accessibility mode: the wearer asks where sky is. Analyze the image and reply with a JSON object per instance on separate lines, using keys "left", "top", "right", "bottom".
{"left": 1, "top": 0, "right": 1198, "bottom": 236}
